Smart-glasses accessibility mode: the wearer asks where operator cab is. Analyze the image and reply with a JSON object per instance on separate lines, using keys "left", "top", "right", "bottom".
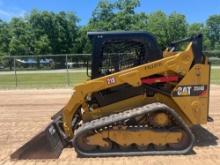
{"left": 88, "top": 31, "right": 162, "bottom": 79}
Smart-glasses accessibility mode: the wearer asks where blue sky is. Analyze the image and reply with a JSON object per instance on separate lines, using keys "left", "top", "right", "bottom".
{"left": 0, "top": 0, "right": 220, "bottom": 25}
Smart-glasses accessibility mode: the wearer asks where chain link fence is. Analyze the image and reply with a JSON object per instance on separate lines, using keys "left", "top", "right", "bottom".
{"left": 0, "top": 54, "right": 91, "bottom": 88}
{"left": 0, "top": 53, "right": 220, "bottom": 88}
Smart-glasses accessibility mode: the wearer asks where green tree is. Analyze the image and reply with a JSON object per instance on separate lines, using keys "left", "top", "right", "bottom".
{"left": 188, "top": 23, "right": 204, "bottom": 36}
{"left": 146, "top": 11, "right": 168, "bottom": 49}
{"left": 34, "top": 35, "right": 51, "bottom": 54}
{"left": 115, "top": 0, "right": 140, "bottom": 14}
{"left": 89, "top": 0, "right": 114, "bottom": 30}
{"left": 188, "top": 23, "right": 211, "bottom": 50}
{"left": 206, "top": 15, "right": 220, "bottom": 49}
{"left": 0, "top": 20, "right": 11, "bottom": 55}
{"left": 8, "top": 18, "right": 33, "bottom": 55}
{"left": 89, "top": 0, "right": 142, "bottom": 31}
{"left": 167, "top": 12, "right": 187, "bottom": 42}
{"left": 55, "top": 11, "right": 79, "bottom": 53}
{"left": 146, "top": 11, "right": 188, "bottom": 49}
{"left": 28, "top": 10, "right": 79, "bottom": 54}
{"left": 92, "top": 0, "right": 114, "bottom": 22}
{"left": 111, "top": 0, "right": 142, "bottom": 30}
{"left": 1, "top": 0, "right": 219, "bottom": 56}
{"left": 75, "top": 26, "right": 92, "bottom": 53}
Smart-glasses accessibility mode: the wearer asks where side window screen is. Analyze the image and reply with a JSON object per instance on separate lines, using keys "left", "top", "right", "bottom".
{"left": 100, "top": 41, "right": 145, "bottom": 75}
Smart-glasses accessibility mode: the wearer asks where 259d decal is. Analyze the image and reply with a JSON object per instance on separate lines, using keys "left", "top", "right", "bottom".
{"left": 172, "top": 85, "right": 208, "bottom": 97}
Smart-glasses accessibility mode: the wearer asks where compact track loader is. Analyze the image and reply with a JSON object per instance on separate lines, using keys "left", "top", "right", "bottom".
{"left": 11, "top": 32, "right": 211, "bottom": 159}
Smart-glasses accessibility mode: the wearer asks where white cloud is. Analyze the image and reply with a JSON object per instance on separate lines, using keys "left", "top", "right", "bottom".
{"left": 0, "top": 0, "right": 26, "bottom": 20}
{"left": 0, "top": 9, "right": 10, "bottom": 17}
{"left": 0, "top": 8, "right": 26, "bottom": 20}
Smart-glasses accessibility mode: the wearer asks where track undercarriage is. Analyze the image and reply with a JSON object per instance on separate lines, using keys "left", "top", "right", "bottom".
{"left": 73, "top": 103, "right": 194, "bottom": 157}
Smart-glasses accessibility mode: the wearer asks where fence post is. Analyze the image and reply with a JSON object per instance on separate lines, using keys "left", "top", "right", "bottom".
{"left": 65, "top": 54, "right": 70, "bottom": 86}
{"left": 13, "top": 57, "right": 18, "bottom": 87}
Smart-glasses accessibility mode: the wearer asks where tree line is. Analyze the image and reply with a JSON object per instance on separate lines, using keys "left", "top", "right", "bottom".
{"left": 0, "top": 0, "right": 220, "bottom": 57}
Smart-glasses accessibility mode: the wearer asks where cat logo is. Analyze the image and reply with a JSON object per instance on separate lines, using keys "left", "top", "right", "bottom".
{"left": 172, "top": 85, "right": 207, "bottom": 97}
{"left": 177, "top": 86, "right": 192, "bottom": 96}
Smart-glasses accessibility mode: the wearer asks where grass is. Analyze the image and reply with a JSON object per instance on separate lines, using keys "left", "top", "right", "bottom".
{"left": 0, "top": 72, "right": 88, "bottom": 89}
{"left": 0, "top": 68, "right": 220, "bottom": 89}
{"left": 211, "top": 68, "right": 220, "bottom": 85}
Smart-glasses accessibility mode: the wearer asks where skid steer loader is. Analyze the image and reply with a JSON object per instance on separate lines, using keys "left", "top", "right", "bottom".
{"left": 11, "top": 31, "right": 211, "bottom": 159}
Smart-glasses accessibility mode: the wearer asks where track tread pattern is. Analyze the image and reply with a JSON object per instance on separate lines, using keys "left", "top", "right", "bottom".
{"left": 73, "top": 102, "right": 195, "bottom": 157}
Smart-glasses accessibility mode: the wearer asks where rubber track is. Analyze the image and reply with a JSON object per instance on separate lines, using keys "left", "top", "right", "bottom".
{"left": 72, "top": 102, "right": 195, "bottom": 157}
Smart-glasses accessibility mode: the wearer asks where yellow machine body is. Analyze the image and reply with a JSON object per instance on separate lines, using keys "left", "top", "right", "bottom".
{"left": 63, "top": 42, "right": 210, "bottom": 137}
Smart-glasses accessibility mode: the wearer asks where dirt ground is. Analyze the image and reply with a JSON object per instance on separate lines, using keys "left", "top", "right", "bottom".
{"left": 0, "top": 85, "right": 220, "bottom": 165}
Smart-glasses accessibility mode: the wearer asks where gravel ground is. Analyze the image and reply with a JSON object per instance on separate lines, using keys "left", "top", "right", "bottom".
{"left": 0, "top": 85, "right": 220, "bottom": 165}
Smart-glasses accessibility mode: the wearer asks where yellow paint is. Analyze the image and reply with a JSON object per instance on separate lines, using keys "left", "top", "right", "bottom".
{"left": 86, "top": 128, "right": 182, "bottom": 147}
{"left": 61, "top": 42, "right": 210, "bottom": 138}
